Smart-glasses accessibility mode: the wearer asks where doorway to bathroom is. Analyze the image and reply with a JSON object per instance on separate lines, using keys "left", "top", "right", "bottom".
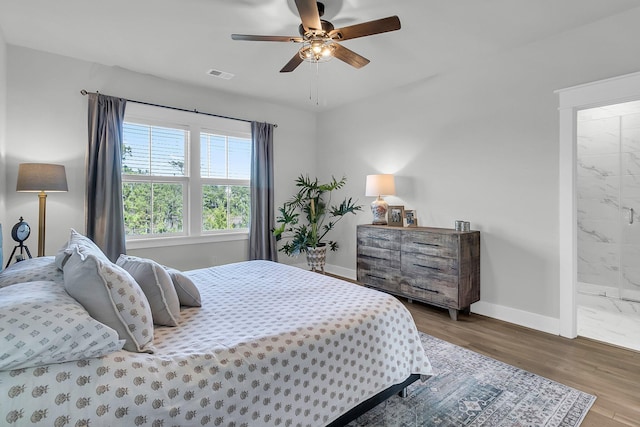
{"left": 575, "top": 100, "right": 640, "bottom": 351}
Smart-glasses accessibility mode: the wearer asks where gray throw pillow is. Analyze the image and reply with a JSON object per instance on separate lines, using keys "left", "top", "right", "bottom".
{"left": 116, "top": 255, "right": 181, "bottom": 326}
{"left": 55, "top": 228, "right": 109, "bottom": 270}
{"left": 63, "top": 246, "right": 155, "bottom": 353}
{"left": 165, "top": 267, "right": 202, "bottom": 307}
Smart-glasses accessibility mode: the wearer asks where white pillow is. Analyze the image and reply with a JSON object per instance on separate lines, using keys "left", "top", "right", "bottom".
{"left": 0, "top": 257, "right": 63, "bottom": 288}
{"left": 55, "top": 228, "right": 109, "bottom": 270}
{"left": 165, "top": 267, "right": 202, "bottom": 307}
{"left": 0, "top": 281, "right": 124, "bottom": 370}
{"left": 63, "top": 246, "right": 155, "bottom": 353}
{"left": 116, "top": 255, "right": 181, "bottom": 326}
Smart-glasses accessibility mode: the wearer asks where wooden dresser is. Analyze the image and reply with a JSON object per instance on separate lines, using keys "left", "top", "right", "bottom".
{"left": 356, "top": 225, "right": 480, "bottom": 320}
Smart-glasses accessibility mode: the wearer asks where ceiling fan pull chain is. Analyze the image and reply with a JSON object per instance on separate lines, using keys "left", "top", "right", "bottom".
{"left": 308, "top": 60, "right": 313, "bottom": 102}
{"left": 316, "top": 60, "right": 320, "bottom": 106}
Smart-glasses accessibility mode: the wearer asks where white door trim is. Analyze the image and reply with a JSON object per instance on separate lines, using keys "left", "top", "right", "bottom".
{"left": 556, "top": 71, "right": 640, "bottom": 338}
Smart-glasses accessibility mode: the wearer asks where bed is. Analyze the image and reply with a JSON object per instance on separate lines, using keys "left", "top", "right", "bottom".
{"left": 0, "top": 235, "right": 432, "bottom": 426}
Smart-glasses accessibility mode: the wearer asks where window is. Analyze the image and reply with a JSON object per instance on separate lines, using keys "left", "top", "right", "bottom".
{"left": 200, "top": 132, "right": 251, "bottom": 231}
{"left": 121, "top": 103, "right": 251, "bottom": 244}
{"left": 122, "top": 123, "right": 187, "bottom": 236}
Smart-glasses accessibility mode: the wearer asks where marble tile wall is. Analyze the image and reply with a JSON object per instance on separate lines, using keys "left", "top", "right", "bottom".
{"left": 577, "top": 101, "right": 640, "bottom": 302}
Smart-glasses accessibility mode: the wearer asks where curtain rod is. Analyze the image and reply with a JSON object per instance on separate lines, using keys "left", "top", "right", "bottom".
{"left": 80, "top": 90, "right": 277, "bottom": 128}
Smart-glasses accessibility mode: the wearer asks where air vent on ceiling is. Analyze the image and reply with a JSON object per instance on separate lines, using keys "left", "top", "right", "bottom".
{"left": 207, "top": 69, "right": 234, "bottom": 80}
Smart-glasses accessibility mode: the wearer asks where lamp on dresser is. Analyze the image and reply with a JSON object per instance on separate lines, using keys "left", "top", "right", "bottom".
{"left": 16, "top": 163, "right": 68, "bottom": 257}
{"left": 365, "top": 174, "right": 396, "bottom": 225}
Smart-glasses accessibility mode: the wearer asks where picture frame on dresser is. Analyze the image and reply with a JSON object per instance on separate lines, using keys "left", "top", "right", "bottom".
{"left": 388, "top": 205, "right": 404, "bottom": 226}
{"left": 404, "top": 210, "right": 417, "bottom": 227}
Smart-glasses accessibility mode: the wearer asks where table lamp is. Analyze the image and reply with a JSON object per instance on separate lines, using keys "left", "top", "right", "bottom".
{"left": 16, "top": 163, "right": 68, "bottom": 257}
{"left": 365, "top": 174, "right": 396, "bottom": 225}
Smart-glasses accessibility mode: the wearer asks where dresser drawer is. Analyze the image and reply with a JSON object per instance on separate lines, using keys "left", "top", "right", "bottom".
{"left": 402, "top": 230, "right": 458, "bottom": 258}
{"left": 357, "top": 246, "right": 401, "bottom": 270}
{"left": 402, "top": 275, "right": 459, "bottom": 305}
{"left": 401, "top": 251, "right": 458, "bottom": 276}
{"left": 357, "top": 267, "right": 402, "bottom": 294}
{"left": 357, "top": 227, "right": 401, "bottom": 251}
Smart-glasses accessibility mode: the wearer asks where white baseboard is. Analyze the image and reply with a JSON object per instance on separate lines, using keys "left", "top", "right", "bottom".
{"left": 325, "top": 264, "right": 357, "bottom": 280}
{"left": 291, "top": 262, "right": 357, "bottom": 280}
{"left": 471, "top": 300, "right": 560, "bottom": 335}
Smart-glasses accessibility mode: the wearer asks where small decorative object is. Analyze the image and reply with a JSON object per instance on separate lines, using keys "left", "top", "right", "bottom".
{"left": 405, "top": 210, "right": 417, "bottom": 227}
{"left": 273, "top": 174, "right": 362, "bottom": 273}
{"left": 6, "top": 217, "right": 33, "bottom": 268}
{"left": 455, "top": 220, "right": 471, "bottom": 231}
{"left": 388, "top": 205, "right": 404, "bottom": 227}
{"left": 365, "top": 174, "right": 396, "bottom": 225}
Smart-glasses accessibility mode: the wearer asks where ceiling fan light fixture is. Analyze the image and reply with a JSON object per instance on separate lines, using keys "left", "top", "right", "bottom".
{"left": 299, "top": 39, "right": 336, "bottom": 63}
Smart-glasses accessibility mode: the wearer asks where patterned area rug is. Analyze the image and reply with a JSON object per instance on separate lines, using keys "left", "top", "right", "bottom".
{"left": 349, "top": 332, "right": 596, "bottom": 427}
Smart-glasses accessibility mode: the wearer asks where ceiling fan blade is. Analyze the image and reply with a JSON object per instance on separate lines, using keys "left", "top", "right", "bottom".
{"left": 280, "top": 53, "right": 304, "bottom": 73}
{"left": 232, "top": 34, "right": 303, "bottom": 42}
{"left": 295, "top": 0, "right": 322, "bottom": 32}
{"left": 329, "top": 16, "right": 401, "bottom": 41}
{"left": 332, "top": 44, "right": 370, "bottom": 69}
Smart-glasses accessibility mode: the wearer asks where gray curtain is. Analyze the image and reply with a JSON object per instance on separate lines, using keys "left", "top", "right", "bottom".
{"left": 249, "top": 121, "right": 277, "bottom": 261}
{"left": 86, "top": 93, "right": 127, "bottom": 262}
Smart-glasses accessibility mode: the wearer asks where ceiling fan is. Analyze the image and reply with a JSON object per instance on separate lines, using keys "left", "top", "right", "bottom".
{"left": 231, "top": 0, "right": 401, "bottom": 73}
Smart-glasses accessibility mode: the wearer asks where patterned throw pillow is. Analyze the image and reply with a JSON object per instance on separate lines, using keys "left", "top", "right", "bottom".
{"left": 165, "top": 267, "right": 202, "bottom": 307}
{"left": 55, "top": 228, "right": 110, "bottom": 270}
{"left": 63, "top": 246, "right": 155, "bottom": 353}
{"left": 116, "top": 255, "right": 181, "bottom": 326}
{"left": 0, "top": 257, "right": 64, "bottom": 288}
{"left": 0, "top": 281, "right": 124, "bottom": 370}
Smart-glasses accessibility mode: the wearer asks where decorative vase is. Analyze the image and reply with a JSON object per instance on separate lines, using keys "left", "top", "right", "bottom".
{"left": 306, "top": 244, "right": 327, "bottom": 273}
{"left": 370, "top": 196, "right": 389, "bottom": 225}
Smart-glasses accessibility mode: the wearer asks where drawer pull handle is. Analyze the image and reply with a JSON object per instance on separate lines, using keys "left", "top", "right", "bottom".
{"left": 408, "top": 284, "right": 439, "bottom": 293}
{"left": 413, "top": 241, "right": 441, "bottom": 247}
{"left": 364, "top": 255, "right": 392, "bottom": 262}
{"left": 367, "top": 274, "right": 386, "bottom": 280}
{"left": 413, "top": 263, "right": 441, "bottom": 271}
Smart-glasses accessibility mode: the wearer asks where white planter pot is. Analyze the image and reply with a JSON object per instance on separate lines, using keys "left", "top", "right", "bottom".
{"left": 306, "top": 245, "right": 327, "bottom": 273}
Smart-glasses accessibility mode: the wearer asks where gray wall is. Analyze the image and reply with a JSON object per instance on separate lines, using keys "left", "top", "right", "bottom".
{"left": 2, "top": 7, "right": 640, "bottom": 333}
{"left": 317, "top": 7, "right": 640, "bottom": 332}
{"left": 2, "top": 46, "right": 317, "bottom": 270}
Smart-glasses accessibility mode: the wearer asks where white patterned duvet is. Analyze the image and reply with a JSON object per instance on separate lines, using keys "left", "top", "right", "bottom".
{"left": 1, "top": 260, "right": 431, "bottom": 427}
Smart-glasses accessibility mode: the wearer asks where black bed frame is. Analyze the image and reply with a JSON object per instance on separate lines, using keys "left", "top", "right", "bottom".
{"left": 326, "top": 373, "right": 423, "bottom": 426}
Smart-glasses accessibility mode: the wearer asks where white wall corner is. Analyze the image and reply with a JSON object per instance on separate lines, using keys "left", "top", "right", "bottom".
{"left": 471, "top": 300, "right": 560, "bottom": 336}
{"left": 325, "top": 264, "right": 357, "bottom": 281}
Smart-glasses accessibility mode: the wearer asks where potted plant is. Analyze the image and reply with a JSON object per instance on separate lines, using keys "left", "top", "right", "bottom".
{"left": 273, "top": 174, "right": 362, "bottom": 272}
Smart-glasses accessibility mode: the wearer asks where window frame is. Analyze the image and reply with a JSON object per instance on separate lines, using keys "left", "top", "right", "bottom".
{"left": 122, "top": 103, "right": 251, "bottom": 250}
{"left": 200, "top": 128, "right": 252, "bottom": 233}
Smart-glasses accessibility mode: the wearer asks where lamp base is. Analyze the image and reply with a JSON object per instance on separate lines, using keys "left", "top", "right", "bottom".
{"left": 38, "top": 191, "right": 47, "bottom": 257}
{"left": 370, "top": 196, "right": 388, "bottom": 225}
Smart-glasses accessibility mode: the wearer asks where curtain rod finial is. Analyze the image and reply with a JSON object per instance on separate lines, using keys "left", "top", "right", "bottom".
{"left": 80, "top": 89, "right": 88, "bottom": 95}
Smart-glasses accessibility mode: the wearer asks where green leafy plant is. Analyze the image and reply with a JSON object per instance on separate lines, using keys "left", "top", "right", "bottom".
{"left": 273, "top": 174, "right": 362, "bottom": 256}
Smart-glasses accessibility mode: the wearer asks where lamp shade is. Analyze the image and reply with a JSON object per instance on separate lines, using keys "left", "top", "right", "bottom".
{"left": 16, "top": 163, "right": 68, "bottom": 192}
{"left": 365, "top": 174, "right": 396, "bottom": 197}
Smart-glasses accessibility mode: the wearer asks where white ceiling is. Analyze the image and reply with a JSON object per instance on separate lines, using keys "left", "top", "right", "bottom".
{"left": 1, "top": 0, "right": 639, "bottom": 112}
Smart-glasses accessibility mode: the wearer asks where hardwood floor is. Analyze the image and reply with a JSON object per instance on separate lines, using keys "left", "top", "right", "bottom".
{"left": 402, "top": 300, "right": 640, "bottom": 427}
